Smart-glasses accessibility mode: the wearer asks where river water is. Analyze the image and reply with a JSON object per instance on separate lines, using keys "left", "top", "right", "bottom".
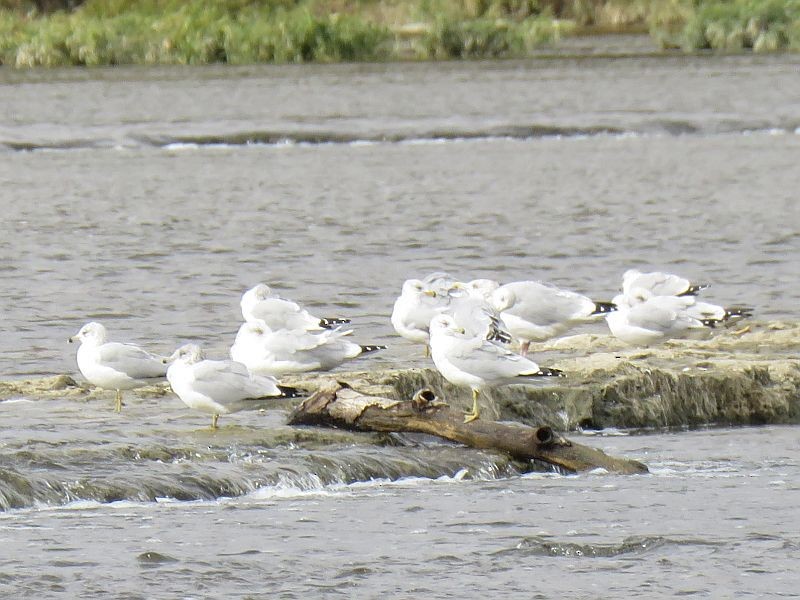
{"left": 1, "top": 48, "right": 800, "bottom": 597}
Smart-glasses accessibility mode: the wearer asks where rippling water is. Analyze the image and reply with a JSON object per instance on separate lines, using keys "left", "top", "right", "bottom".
{"left": 2, "top": 49, "right": 800, "bottom": 597}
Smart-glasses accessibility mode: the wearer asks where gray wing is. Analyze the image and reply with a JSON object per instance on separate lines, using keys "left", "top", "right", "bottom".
{"left": 625, "top": 271, "right": 695, "bottom": 297}
{"left": 506, "top": 282, "right": 595, "bottom": 325}
{"left": 250, "top": 298, "right": 319, "bottom": 330}
{"left": 447, "top": 337, "right": 541, "bottom": 381}
{"left": 97, "top": 342, "right": 167, "bottom": 378}
{"left": 626, "top": 302, "right": 696, "bottom": 333}
{"left": 190, "top": 360, "right": 281, "bottom": 401}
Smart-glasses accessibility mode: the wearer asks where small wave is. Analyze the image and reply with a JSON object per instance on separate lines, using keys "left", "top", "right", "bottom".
{"left": 3, "top": 121, "right": 796, "bottom": 153}
{"left": 496, "top": 535, "right": 670, "bottom": 559}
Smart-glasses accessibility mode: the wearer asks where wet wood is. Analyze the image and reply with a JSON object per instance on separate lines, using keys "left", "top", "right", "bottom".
{"left": 289, "top": 382, "right": 648, "bottom": 474}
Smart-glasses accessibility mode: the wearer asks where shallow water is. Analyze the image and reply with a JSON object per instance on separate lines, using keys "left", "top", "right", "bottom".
{"left": 2, "top": 50, "right": 800, "bottom": 597}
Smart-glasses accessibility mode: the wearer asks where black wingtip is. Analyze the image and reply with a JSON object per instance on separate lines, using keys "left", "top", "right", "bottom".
{"left": 535, "top": 367, "right": 566, "bottom": 378}
{"left": 277, "top": 385, "right": 305, "bottom": 398}
{"left": 679, "top": 283, "right": 710, "bottom": 296}
{"left": 359, "top": 344, "right": 387, "bottom": 354}
{"left": 591, "top": 301, "right": 617, "bottom": 315}
{"left": 320, "top": 317, "right": 351, "bottom": 329}
{"left": 700, "top": 318, "right": 723, "bottom": 328}
{"left": 723, "top": 307, "right": 754, "bottom": 320}
{"left": 487, "top": 327, "right": 513, "bottom": 344}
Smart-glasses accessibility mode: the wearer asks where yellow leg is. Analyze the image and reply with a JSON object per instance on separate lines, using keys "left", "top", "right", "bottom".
{"left": 424, "top": 345, "right": 430, "bottom": 358}
{"left": 463, "top": 389, "right": 480, "bottom": 423}
{"left": 115, "top": 390, "right": 122, "bottom": 413}
{"left": 211, "top": 414, "right": 219, "bottom": 430}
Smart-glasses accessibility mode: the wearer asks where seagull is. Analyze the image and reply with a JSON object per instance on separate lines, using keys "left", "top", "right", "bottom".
{"left": 240, "top": 283, "right": 350, "bottom": 331}
{"left": 490, "top": 281, "right": 616, "bottom": 355}
{"left": 443, "top": 284, "right": 512, "bottom": 344}
{"left": 164, "top": 344, "right": 302, "bottom": 429}
{"left": 390, "top": 278, "right": 447, "bottom": 347}
{"left": 68, "top": 322, "right": 167, "bottom": 413}
{"left": 230, "top": 321, "right": 386, "bottom": 376}
{"left": 606, "top": 290, "right": 720, "bottom": 345}
{"left": 622, "top": 269, "right": 709, "bottom": 298}
{"left": 428, "top": 314, "right": 564, "bottom": 423}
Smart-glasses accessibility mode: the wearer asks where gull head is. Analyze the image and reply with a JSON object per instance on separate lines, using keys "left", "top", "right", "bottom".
{"left": 466, "top": 279, "right": 500, "bottom": 299}
{"left": 234, "top": 320, "right": 268, "bottom": 345}
{"left": 621, "top": 268, "right": 645, "bottom": 294}
{"left": 164, "top": 344, "right": 205, "bottom": 365}
{"left": 402, "top": 279, "right": 436, "bottom": 298}
{"left": 241, "top": 283, "right": 273, "bottom": 307}
{"left": 628, "top": 287, "right": 653, "bottom": 305}
{"left": 490, "top": 287, "right": 516, "bottom": 312}
{"left": 68, "top": 321, "right": 107, "bottom": 345}
{"left": 429, "top": 314, "right": 465, "bottom": 336}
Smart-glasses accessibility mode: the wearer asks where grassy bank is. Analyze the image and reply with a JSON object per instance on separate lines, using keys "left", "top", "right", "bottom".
{"left": 0, "top": 0, "right": 798, "bottom": 67}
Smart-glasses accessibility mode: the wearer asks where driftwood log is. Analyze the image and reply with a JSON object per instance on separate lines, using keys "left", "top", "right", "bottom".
{"left": 289, "top": 382, "right": 648, "bottom": 475}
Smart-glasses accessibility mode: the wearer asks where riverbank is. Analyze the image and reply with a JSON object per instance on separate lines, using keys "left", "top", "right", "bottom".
{"left": 5, "top": 320, "right": 798, "bottom": 431}
{"left": 1, "top": 0, "right": 798, "bottom": 67}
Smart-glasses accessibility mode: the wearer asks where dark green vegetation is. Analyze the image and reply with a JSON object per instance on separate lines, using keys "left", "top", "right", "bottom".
{"left": 0, "top": 0, "right": 798, "bottom": 67}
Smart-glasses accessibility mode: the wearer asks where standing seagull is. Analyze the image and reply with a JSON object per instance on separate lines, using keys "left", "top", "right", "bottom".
{"left": 428, "top": 314, "right": 564, "bottom": 423}
{"left": 164, "top": 344, "right": 302, "bottom": 429}
{"left": 390, "top": 278, "right": 447, "bottom": 347}
{"left": 68, "top": 322, "right": 167, "bottom": 413}
{"left": 490, "top": 281, "right": 616, "bottom": 355}
{"left": 241, "top": 283, "right": 350, "bottom": 331}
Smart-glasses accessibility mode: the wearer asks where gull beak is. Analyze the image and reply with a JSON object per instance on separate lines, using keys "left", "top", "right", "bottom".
{"left": 424, "top": 290, "right": 437, "bottom": 297}
{"left": 456, "top": 327, "right": 466, "bottom": 334}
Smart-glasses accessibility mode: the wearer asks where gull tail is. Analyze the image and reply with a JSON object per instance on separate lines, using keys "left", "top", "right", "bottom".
{"left": 320, "top": 317, "right": 351, "bottom": 329}
{"left": 723, "top": 306, "right": 754, "bottom": 320}
{"left": 359, "top": 344, "right": 387, "bottom": 355}
{"left": 519, "top": 367, "right": 566, "bottom": 379}
{"left": 591, "top": 301, "right": 617, "bottom": 315}
{"left": 700, "top": 318, "right": 723, "bottom": 328}
{"left": 487, "top": 326, "right": 513, "bottom": 344}
{"left": 276, "top": 385, "right": 305, "bottom": 398}
{"left": 679, "top": 283, "right": 710, "bottom": 296}
{"left": 534, "top": 367, "right": 566, "bottom": 378}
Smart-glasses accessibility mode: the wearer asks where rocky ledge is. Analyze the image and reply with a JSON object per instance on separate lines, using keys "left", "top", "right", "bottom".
{"left": 3, "top": 321, "right": 798, "bottom": 431}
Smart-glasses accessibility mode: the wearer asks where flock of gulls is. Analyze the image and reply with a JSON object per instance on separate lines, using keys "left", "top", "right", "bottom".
{"left": 68, "top": 270, "right": 752, "bottom": 428}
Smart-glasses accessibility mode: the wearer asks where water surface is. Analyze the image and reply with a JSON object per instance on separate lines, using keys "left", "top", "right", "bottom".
{"left": 1, "top": 51, "right": 799, "bottom": 597}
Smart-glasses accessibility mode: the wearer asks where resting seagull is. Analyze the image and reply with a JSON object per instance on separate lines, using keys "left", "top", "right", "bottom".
{"left": 241, "top": 283, "right": 350, "bottom": 331}
{"left": 622, "top": 269, "right": 709, "bottom": 298}
{"left": 490, "top": 281, "right": 616, "bottom": 355}
{"left": 428, "top": 314, "right": 564, "bottom": 423}
{"left": 68, "top": 322, "right": 167, "bottom": 413}
{"left": 390, "top": 278, "right": 447, "bottom": 348}
{"left": 164, "top": 344, "right": 302, "bottom": 429}
{"left": 230, "top": 321, "right": 385, "bottom": 377}
{"left": 606, "top": 290, "right": 721, "bottom": 345}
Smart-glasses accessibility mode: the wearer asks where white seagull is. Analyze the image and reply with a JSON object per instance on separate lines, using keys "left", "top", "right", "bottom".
{"left": 164, "top": 344, "right": 302, "bottom": 429}
{"left": 241, "top": 283, "right": 350, "bottom": 331}
{"left": 622, "top": 269, "right": 709, "bottom": 298}
{"left": 490, "top": 281, "right": 616, "bottom": 355}
{"left": 390, "top": 278, "right": 447, "bottom": 347}
{"left": 606, "top": 290, "right": 719, "bottom": 345}
{"left": 428, "top": 314, "right": 564, "bottom": 423}
{"left": 443, "top": 284, "right": 512, "bottom": 344}
{"left": 68, "top": 322, "right": 167, "bottom": 413}
{"left": 230, "top": 321, "right": 385, "bottom": 377}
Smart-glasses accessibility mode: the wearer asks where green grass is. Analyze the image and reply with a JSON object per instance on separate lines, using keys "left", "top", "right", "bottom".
{"left": 0, "top": 0, "right": 798, "bottom": 67}
{"left": 650, "top": 0, "right": 800, "bottom": 51}
{"left": 0, "top": 0, "right": 574, "bottom": 66}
